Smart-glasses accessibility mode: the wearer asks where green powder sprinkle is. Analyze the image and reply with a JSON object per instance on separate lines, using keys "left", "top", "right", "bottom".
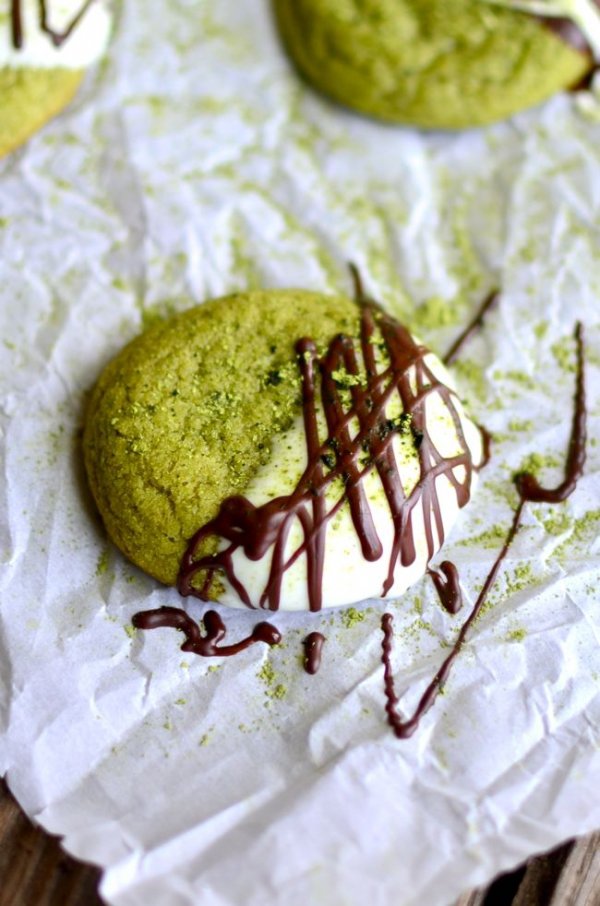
{"left": 516, "top": 452, "right": 562, "bottom": 479}
{"left": 508, "top": 419, "right": 533, "bottom": 433}
{"left": 341, "top": 607, "right": 366, "bottom": 628}
{"left": 258, "top": 662, "right": 276, "bottom": 685}
{"left": 505, "top": 628, "right": 527, "bottom": 643}
{"left": 551, "top": 337, "right": 576, "bottom": 373}
{"left": 331, "top": 368, "right": 366, "bottom": 389}
{"left": 519, "top": 452, "right": 543, "bottom": 475}
{"left": 555, "top": 509, "right": 600, "bottom": 561}
{"left": 452, "top": 359, "right": 488, "bottom": 402}
{"left": 414, "top": 296, "right": 460, "bottom": 330}
{"left": 257, "top": 659, "right": 288, "bottom": 699}
{"left": 541, "top": 510, "right": 572, "bottom": 536}
{"left": 270, "top": 684, "right": 287, "bottom": 700}
{"left": 504, "top": 562, "right": 535, "bottom": 597}
{"left": 96, "top": 549, "right": 110, "bottom": 576}
{"left": 493, "top": 370, "right": 537, "bottom": 390}
{"left": 458, "top": 523, "right": 507, "bottom": 549}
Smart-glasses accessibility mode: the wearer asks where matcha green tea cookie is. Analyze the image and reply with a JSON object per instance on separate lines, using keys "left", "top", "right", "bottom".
{"left": 84, "top": 289, "right": 485, "bottom": 611}
{"left": 272, "top": 0, "right": 596, "bottom": 129}
{"left": 0, "top": 1, "right": 113, "bottom": 157}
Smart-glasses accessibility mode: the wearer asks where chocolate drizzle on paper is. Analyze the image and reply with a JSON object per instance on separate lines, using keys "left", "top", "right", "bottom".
{"left": 10, "top": 0, "right": 97, "bottom": 50}
{"left": 132, "top": 607, "right": 281, "bottom": 657}
{"left": 443, "top": 289, "right": 499, "bottom": 367}
{"left": 381, "top": 322, "right": 586, "bottom": 739}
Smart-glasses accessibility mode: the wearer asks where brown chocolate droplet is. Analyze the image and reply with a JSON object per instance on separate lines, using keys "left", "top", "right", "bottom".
{"left": 303, "top": 632, "right": 325, "bottom": 675}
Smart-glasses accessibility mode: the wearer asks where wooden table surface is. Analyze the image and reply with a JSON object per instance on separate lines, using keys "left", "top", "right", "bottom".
{"left": 1, "top": 778, "right": 598, "bottom": 906}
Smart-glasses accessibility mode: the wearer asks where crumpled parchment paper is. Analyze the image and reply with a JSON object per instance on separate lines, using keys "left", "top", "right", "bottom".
{"left": 0, "top": 2, "right": 599, "bottom": 904}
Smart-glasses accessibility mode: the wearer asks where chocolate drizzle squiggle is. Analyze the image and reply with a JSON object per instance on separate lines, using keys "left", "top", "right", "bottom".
{"left": 132, "top": 607, "right": 281, "bottom": 657}
{"left": 179, "top": 292, "right": 478, "bottom": 612}
{"left": 10, "top": 0, "right": 97, "bottom": 51}
{"left": 570, "top": 65, "right": 599, "bottom": 91}
{"left": 382, "top": 322, "right": 586, "bottom": 739}
{"left": 443, "top": 290, "right": 499, "bottom": 367}
{"left": 516, "top": 324, "right": 586, "bottom": 503}
{"left": 10, "top": 0, "right": 23, "bottom": 49}
{"left": 424, "top": 288, "right": 500, "bottom": 613}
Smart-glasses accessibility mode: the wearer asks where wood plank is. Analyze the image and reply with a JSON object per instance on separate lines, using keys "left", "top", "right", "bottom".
{"left": 0, "top": 779, "right": 102, "bottom": 906}
{"left": 454, "top": 890, "right": 487, "bottom": 906}
{"left": 549, "top": 833, "right": 600, "bottom": 906}
{"left": 455, "top": 860, "right": 527, "bottom": 906}
{"left": 512, "top": 839, "right": 574, "bottom": 906}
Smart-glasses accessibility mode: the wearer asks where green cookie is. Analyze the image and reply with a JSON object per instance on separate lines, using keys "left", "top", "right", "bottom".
{"left": 83, "top": 291, "right": 360, "bottom": 587}
{"left": 273, "top": 0, "right": 592, "bottom": 128}
{"left": 0, "top": 67, "right": 83, "bottom": 158}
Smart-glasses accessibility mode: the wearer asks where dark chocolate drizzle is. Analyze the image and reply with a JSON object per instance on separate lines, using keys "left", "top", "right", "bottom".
{"left": 382, "top": 321, "right": 586, "bottom": 739}
{"left": 542, "top": 17, "right": 593, "bottom": 56}
{"left": 9, "top": 0, "right": 97, "bottom": 51}
{"left": 132, "top": 606, "right": 281, "bottom": 657}
{"left": 427, "top": 562, "right": 462, "bottom": 615}
{"left": 477, "top": 424, "right": 493, "bottom": 473}
{"left": 515, "top": 324, "right": 586, "bottom": 503}
{"left": 179, "top": 287, "right": 478, "bottom": 612}
{"left": 443, "top": 290, "right": 499, "bottom": 367}
{"left": 303, "top": 632, "right": 325, "bottom": 674}
{"left": 10, "top": 0, "right": 23, "bottom": 49}
{"left": 527, "top": 0, "right": 600, "bottom": 59}
{"left": 570, "top": 65, "right": 599, "bottom": 92}
{"left": 443, "top": 289, "right": 497, "bottom": 479}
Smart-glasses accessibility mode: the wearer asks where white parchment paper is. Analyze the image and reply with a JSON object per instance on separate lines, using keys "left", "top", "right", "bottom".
{"left": 1, "top": 2, "right": 599, "bottom": 904}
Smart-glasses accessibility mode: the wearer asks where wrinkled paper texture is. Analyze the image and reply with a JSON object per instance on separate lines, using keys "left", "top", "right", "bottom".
{"left": 1, "top": 2, "right": 599, "bottom": 904}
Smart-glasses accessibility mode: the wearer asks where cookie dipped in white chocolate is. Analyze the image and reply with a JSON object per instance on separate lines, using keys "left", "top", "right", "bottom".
{"left": 179, "top": 302, "right": 486, "bottom": 612}
{"left": 1, "top": 0, "right": 112, "bottom": 68}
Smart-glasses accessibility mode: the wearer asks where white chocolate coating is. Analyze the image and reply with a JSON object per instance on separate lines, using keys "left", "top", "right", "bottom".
{"left": 217, "top": 352, "right": 483, "bottom": 612}
{"left": 0, "top": 0, "right": 112, "bottom": 68}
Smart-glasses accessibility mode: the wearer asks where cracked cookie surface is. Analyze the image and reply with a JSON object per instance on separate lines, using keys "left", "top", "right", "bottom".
{"left": 273, "top": 0, "right": 591, "bottom": 128}
{"left": 83, "top": 291, "right": 359, "bottom": 586}
{"left": 0, "top": 67, "right": 83, "bottom": 157}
